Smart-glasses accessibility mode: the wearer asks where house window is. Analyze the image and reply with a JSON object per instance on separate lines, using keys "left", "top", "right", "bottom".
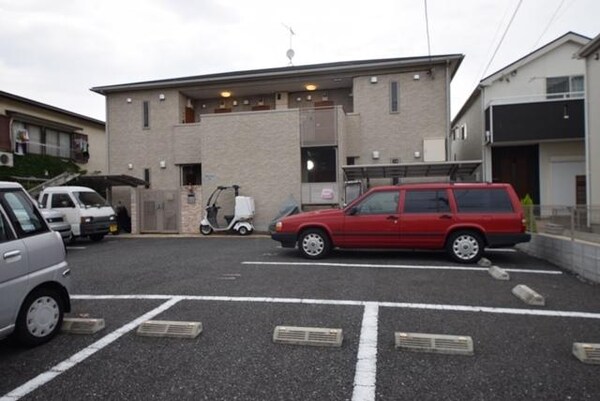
{"left": 143, "top": 101, "right": 150, "bottom": 128}
{"left": 302, "top": 147, "right": 336, "bottom": 183}
{"left": 144, "top": 168, "right": 150, "bottom": 188}
{"left": 546, "top": 75, "right": 584, "bottom": 99}
{"left": 181, "top": 164, "right": 202, "bottom": 186}
{"left": 461, "top": 124, "right": 468, "bottom": 140}
{"left": 390, "top": 81, "right": 399, "bottom": 113}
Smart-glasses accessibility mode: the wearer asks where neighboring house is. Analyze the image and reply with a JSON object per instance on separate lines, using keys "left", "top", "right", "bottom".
{"left": 451, "top": 32, "right": 590, "bottom": 208}
{"left": 92, "top": 54, "right": 467, "bottom": 234}
{"left": 0, "top": 90, "right": 106, "bottom": 175}
{"left": 578, "top": 33, "right": 600, "bottom": 216}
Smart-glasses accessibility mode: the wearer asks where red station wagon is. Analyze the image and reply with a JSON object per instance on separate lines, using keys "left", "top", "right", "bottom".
{"left": 271, "top": 183, "right": 531, "bottom": 263}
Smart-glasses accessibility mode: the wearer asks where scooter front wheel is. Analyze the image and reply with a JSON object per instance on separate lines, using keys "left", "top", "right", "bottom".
{"left": 200, "top": 225, "right": 213, "bottom": 235}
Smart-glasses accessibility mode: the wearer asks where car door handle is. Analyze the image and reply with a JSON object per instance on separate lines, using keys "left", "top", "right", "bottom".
{"left": 440, "top": 214, "right": 453, "bottom": 219}
{"left": 386, "top": 215, "right": 399, "bottom": 223}
{"left": 3, "top": 250, "right": 21, "bottom": 260}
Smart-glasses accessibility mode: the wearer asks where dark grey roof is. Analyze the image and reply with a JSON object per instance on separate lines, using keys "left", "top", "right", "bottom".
{"left": 91, "top": 54, "right": 464, "bottom": 94}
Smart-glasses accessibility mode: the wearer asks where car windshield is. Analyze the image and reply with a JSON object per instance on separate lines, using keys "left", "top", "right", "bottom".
{"left": 74, "top": 191, "right": 107, "bottom": 207}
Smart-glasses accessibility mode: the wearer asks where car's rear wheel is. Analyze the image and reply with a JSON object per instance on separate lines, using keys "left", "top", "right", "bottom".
{"left": 14, "top": 288, "right": 64, "bottom": 347}
{"left": 299, "top": 229, "right": 330, "bottom": 259}
{"left": 447, "top": 230, "right": 484, "bottom": 264}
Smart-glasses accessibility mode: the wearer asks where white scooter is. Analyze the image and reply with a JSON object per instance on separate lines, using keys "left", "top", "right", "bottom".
{"left": 200, "top": 185, "right": 255, "bottom": 235}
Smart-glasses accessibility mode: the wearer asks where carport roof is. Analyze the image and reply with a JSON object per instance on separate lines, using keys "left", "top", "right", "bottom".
{"left": 342, "top": 160, "right": 481, "bottom": 181}
{"left": 72, "top": 174, "right": 147, "bottom": 191}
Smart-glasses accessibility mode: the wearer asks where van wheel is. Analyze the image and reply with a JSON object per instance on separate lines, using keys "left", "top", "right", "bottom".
{"left": 447, "top": 230, "right": 484, "bottom": 264}
{"left": 14, "top": 288, "right": 64, "bottom": 347}
{"left": 90, "top": 234, "right": 104, "bottom": 242}
{"left": 299, "top": 229, "right": 330, "bottom": 259}
{"left": 200, "top": 225, "right": 213, "bottom": 235}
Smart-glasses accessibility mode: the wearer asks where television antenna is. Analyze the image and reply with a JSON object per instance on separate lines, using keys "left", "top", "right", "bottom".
{"left": 282, "top": 23, "right": 295, "bottom": 65}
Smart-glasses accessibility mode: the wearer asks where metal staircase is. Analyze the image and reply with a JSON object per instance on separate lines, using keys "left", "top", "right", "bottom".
{"left": 28, "top": 171, "right": 80, "bottom": 198}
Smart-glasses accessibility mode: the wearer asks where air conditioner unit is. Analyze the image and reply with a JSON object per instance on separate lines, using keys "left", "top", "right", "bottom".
{"left": 0, "top": 151, "right": 14, "bottom": 167}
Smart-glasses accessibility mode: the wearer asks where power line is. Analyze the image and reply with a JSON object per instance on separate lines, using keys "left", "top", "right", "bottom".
{"left": 481, "top": 0, "right": 524, "bottom": 79}
{"left": 531, "top": 0, "right": 567, "bottom": 50}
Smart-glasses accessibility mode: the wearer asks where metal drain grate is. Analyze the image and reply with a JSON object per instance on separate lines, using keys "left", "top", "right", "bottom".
{"left": 137, "top": 320, "right": 202, "bottom": 339}
{"left": 488, "top": 265, "right": 510, "bottom": 280}
{"left": 512, "top": 284, "right": 545, "bottom": 306}
{"left": 573, "top": 343, "right": 600, "bottom": 364}
{"left": 61, "top": 318, "right": 105, "bottom": 334}
{"left": 395, "top": 332, "right": 474, "bottom": 356}
{"left": 273, "top": 326, "right": 343, "bottom": 347}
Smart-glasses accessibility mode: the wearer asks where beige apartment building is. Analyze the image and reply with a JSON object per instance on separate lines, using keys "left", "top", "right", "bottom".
{"left": 92, "top": 55, "right": 468, "bottom": 233}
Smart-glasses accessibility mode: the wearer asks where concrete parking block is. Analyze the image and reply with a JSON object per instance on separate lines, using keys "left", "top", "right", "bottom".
{"left": 572, "top": 343, "right": 600, "bottom": 364}
{"left": 61, "top": 318, "right": 106, "bottom": 334}
{"left": 488, "top": 266, "right": 510, "bottom": 281}
{"left": 395, "top": 332, "right": 474, "bottom": 356}
{"left": 137, "top": 320, "right": 202, "bottom": 339}
{"left": 512, "top": 284, "right": 545, "bottom": 306}
{"left": 273, "top": 326, "right": 343, "bottom": 347}
{"left": 477, "top": 257, "right": 492, "bottom": 267}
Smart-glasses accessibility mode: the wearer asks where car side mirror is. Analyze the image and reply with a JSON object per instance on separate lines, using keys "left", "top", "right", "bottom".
{"left": 347, "top": 206, "right": 359, "bottom": 216}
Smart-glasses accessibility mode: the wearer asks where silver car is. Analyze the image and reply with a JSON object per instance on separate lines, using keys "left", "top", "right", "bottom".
{"left": 0, "top": 182, "right": 71, "bottom": 346}
{"left": 41, "top": 209, "right": 72, "bottom": 242}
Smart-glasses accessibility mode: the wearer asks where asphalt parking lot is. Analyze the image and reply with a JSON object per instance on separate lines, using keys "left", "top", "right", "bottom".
{"left": 1, "top": 236, "right": 599, "bottom": 400}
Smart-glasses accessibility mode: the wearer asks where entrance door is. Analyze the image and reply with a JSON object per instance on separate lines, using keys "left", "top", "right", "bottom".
{"left": 140, "top": 190, "right": 179, "bottom": 233}
{"left": 492, "top": 145, "right": 539, "bottom": 202}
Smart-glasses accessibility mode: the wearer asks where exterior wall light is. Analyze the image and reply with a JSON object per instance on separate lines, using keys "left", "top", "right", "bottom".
{"left": 221, "top": 91, "right": 232, "bottom": 98}
{"left": 159, "top": 94, "right": 165, "bottom": 101}
{"left": 305, "top": 84, "right": 317, "bottom": 91}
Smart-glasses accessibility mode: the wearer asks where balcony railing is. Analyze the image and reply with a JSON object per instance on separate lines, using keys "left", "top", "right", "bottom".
{"left": 486, "top": 98, "right": 584, "bottom": 143}
{"left": 300, "top": 106, "right": 339, "bottom": 147}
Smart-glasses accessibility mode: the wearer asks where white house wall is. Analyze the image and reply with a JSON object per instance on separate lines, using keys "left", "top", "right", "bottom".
{"left": 483, "top": 41, "right": 586, "bottom": 105}
{"left": 450, "top": 91, "right": 483, "bottom": 164}
{"left": 585, "top": 48, "right": 600, "bottom": 208}
{"left": 538, "top": 140, "right": 585, "bottom": 206}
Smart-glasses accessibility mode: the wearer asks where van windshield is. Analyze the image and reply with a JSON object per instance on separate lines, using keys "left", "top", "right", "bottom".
{"left": 74, "top": 191, "right": 107, "bottom": 207}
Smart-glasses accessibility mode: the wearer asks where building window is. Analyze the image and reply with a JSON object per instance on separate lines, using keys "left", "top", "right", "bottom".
{"left": 546, "top": 75, "right": 584, "bottom": 99}
{"left": 143, "top": 101, "right": 150, "bottom": 128}
{"left": 181, "top": 164, "right": 202, "bottom": 186}
{"left": 390, "top": 81, "right": 399, "bottom": 113}
{"left": 302, "top": 147, "right": 336, "bottom": 183}
{"left": 144, "top": 168, "right": 150, "bottom": 188}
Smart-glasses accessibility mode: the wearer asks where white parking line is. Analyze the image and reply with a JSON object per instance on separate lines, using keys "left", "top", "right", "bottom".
{"left": 485, "top": 248, "right": 517, "bottom": 253}
{"left": 1, "top": 297, "right": 182, "bottom": 401}
{"left": 65, "top": 246, "right": 86, "bottom": 250}
{"left": 71, "top": 294, "right": 600, "bottom": 319}
{"left": 241, "top": 261, "right": 563, "bottom": 275}
{"left": 352, "top": 303, "right": 379, "bottom": 401}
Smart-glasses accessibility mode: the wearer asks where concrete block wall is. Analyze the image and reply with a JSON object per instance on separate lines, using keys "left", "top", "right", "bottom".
{"left": 517, "top": 234, "right": 600, "bottom": 283}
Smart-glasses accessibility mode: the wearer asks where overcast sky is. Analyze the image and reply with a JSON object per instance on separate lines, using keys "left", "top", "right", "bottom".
{"left": 0, "top": 0, "right": 598, "bottom": 121}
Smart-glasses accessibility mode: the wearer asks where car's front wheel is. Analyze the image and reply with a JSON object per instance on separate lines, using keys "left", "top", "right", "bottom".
{"left": 447, "top": 230, "right": 484, "bottom": 264}
{"left": 299, "top": 229, "right": 331, "bottom": 259}
{"left": 14, "top": 288, "right": 65, "bottom": 347}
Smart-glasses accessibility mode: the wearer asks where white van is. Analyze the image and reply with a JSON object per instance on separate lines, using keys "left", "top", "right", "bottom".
{"left": 39, "top": 186, "right": 117, "bottom": 242}
{"left": 0, "top": 181, "right": 71, "bottom": 346}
